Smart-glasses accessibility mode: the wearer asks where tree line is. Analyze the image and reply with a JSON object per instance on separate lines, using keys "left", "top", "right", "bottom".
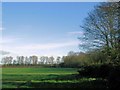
{"left": 1, "top": 56, "right": 62, "bottom": 66}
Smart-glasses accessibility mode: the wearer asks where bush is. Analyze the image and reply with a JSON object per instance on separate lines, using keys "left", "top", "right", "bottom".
{"left": 108, "top": 66, "right": 120, "bottom": 89}
{"left": 78, "top": 64, "right": 113, "bottom": 78}
{"left": 78, "top": 64, "right": 120, "bottom": 89}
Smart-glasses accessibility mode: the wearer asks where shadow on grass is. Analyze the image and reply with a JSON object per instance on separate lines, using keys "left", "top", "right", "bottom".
{"left": 2, "top": 74, "right": 109, "bottom": 89}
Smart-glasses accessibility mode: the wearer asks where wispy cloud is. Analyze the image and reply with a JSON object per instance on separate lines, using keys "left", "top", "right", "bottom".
{"left": 0, "top": 27, "right": 5, "bottom": 31}
{"left": 0, "top": 37, "right": 22, "bottom": 44}
{"left": 68, "top": 31, "right": 84, "bottom": 35}
{"left": 0, "top": 50, "right": 10, "bottom": 55}
{"left": 12, "top": 41, "right": 79, "bottom": 50}
{"left": 2, "top": 40, "right": 80, "bottom": 56}
{"left": 18, "top": 41, "right": 78, "bottom": 50}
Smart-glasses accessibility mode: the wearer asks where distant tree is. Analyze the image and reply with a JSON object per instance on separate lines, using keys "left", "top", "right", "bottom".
{"left": 1, "top": 56, "right": 13, "bottom": 65}
{"left": 45, "top": 56, "right": 49, "bottom": 64}
{"left": 40, "top": 56, "right": 46, "bottom": 64}
{"left": 7, "top": 56, "right": 13, "bottom": 65}
{"left": 13, "top": 59, "right": 17, "bottom": 65}
{"left": 25, "top": 56, "right": 31, "bottom": 65}
{"left": 17, "top": 56, "right": 24, "bottom": 65}
{"left": 56, "top": 56, "right": 61, "bottom": 64}
{"left": 48, "top": 56, "right": 54, "bottom": 66}
{"left": 67, "top": 51, "right": 76, "bottom": 56}
{"left": 30, "top": 56, "right": 38, "bottom": 65}
{"left": 62, "top": 51, "right": 79, "bottom": 67}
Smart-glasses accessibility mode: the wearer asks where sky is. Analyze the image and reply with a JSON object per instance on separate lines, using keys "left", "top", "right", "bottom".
{"left": 1, "top": 0, "right": 107, "bottom": 2}
{"left": 1, "top": 2, "right": 99, "bottom": 57}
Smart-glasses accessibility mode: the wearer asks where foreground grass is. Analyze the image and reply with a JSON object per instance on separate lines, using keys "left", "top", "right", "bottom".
{"left": 2, "top": 67, "right": 108, "bottom": 89}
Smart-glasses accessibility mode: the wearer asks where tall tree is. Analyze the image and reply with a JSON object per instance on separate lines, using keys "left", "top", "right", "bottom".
{"left": 25, "top": 56, "right": 31, "bottom": 65}
{"left": 80, "top": 2, "right": 119, "bottom": 64}
{"left": 40, "top": 56, "right": 46, "bottom": 64}
{"left": 56, "top": 56, "right": 61, "bottom": 64}
{"left": 17, "top": 56, "right": 24, "bottom": 65}
{"left": 1, "top": 56, "right": 13, "bottom": 65}
{"left": 30, "top": 56, "right": 38, "bottom": 65}
{"left": 48, "top": 56, "right": 54, "bottom": 66}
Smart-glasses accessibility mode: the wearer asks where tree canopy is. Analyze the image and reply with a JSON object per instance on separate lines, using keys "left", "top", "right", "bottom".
{"left": 79, "top": 2, "right": 120, "bottom": 65}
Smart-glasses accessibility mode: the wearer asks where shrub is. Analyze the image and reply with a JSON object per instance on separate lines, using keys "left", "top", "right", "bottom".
{"left": 78, "top": 64, "right": 113, "bottom": 78}
{"left": 108, "top": 66, "right": 120, "bottom": 89}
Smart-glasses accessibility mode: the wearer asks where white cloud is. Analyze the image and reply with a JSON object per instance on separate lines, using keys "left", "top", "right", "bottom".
{"left": 17, "top": 41, "right": 79, "bottom": 50}
{"left": 2, "top": 40, "right": 80, "bottom": 56}
{"left": 0, "top": 27, "right": 5, "bottom": 31}
{"left": 1, "top": 35, "right": 81, "bottom": 57}
{"left": 0, "top": 50, "right": 10, "bottom": 55}
{"left": 0, "top": 37, "right": 22, "bottom": 44}
{"left": 68, "top": 31, "right": 84, "bottom": 35}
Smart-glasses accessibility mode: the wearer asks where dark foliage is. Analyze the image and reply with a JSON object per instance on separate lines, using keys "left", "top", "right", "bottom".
{"left": 78, "top": 64, "right": 120, "bottom": 89}
{"left": 78, "top": 64, "right": 113, "bottom": 78}
{"left": 108, "top": 66, "right": 120, "bottom": 89}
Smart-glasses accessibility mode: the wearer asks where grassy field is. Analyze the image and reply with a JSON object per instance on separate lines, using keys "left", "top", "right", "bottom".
{"left": 2, "top": 67, "right": 108, "bottom": 89}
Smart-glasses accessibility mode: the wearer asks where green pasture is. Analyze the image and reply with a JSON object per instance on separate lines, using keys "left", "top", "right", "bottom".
{"left": 2, "top": 68, "right": 78, "bottom": 74}
{"left": 2, "top": 68, "right": 78, "bottom": 88}
{"left": 2, "top": 67, "right": 108, "bottom": 89}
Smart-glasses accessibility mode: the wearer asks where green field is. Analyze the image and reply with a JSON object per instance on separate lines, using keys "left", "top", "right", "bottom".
{"left": 2, "top": 67, "right": 108, "bottom": 89}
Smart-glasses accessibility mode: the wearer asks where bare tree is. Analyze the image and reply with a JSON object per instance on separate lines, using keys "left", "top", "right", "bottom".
{"left": 1, "top": 56, "right": 13, "bottom": 65}
{"left": 56, "top": 56, "right": 61, "bottom": 64}
{"left": 48, "top": 56, "right": 54, "bottom": 65}
{"left": 17, "top": 56, "right": 24, "bottom": 65}
{"left": 80, "top": 2, "right": 119, "bottom": 64}
{"left": 30, "top": 56, "right": 38, "bottom": 65}
{"left": 40, "top": 56, "right": 46, "bottom": 64}
{"left": 25, "top": 56, "right": 31, "bottom": 65}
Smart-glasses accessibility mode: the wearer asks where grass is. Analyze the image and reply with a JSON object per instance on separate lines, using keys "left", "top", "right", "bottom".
{"left": 3, "top": 68, "right": 78, "bottom": 75}
{"left": 2, "top": 67, "right": 108, "bottom": 89}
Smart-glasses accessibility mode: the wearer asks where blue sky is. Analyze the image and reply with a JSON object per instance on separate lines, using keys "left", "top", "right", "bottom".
{"left": 1, "top": 2, "right": 99, "bottom": 57}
